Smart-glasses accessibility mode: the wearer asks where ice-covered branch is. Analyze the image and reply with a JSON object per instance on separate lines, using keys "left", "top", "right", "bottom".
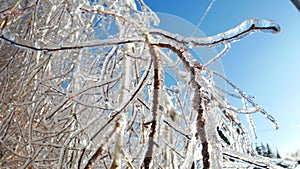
{"left": 212, "top": 70, "right": 279, "bottom": 129}
{"left": 79, "top": 7, "right": 126, "bottom": 20}
{"left": 150, "top": 19, "right": 280, "bottom": 47}
{"left": 83, "top": 129, "right": 117, "bottom": 169}
{"left": 142, "top": 35, "right": 164, "bottom": 169}
{"left": 111, "top": 44, "right": 133, "bottom": 169}
{"left": 162, "top": 116, "right": 191, "bottom": 140}
{"left": 243, "top": 98, "right": 258, "bottom": 139}
{"left": 222, "top": 148, "right": 280, "bottom": 169}
{"left": 44, "top": 76, "right": 120, "bottom": 121}
{"left": 203, "top": 42, "right": 231, "bottom": 67}
{"left": 0, "top": 35, "right": 144, "bottom": 53}
{"left": 225, "top": 104, "right": 262, "bottom": 114}
{"left": 89, "top": 57, "right": 152, "bottom": 142}
{"left": 155, "top": 43, "right": 211, "bottom": 168}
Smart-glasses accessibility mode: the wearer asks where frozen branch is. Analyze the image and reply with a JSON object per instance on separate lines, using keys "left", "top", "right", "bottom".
{"left": 222, "top": 148, "right": 280, "bottom": 169}
{"left": 212, "top": 70, "right": 279, "bottom": 129}
{"left": 0, "top": 35, "right": 144, "bottom": 53}
{"left": 155, "top": 43, "right": 211, "bottom": 168}
{"left": 142, "top": 35, "right": 164, "bottom": 169}
{"left": 111, "top": 44, "right": 133, "bottom": 169}
{"left": 150, "top": 18, "right": 280, "bottom": 47}
{"left": 203, "top": 42, "right": 230, "bottom": 67}
{"left": 44, "top": 76, "right": 120, "bottom": 121}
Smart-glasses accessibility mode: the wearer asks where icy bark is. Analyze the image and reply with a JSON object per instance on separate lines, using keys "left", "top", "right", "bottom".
{"left": 142, "top": 34, "right": 164, "bottom": 169}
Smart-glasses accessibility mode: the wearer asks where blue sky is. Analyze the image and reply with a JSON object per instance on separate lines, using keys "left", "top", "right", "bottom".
{"left": 145, "top": 0, "right": 300, "bottom": 155}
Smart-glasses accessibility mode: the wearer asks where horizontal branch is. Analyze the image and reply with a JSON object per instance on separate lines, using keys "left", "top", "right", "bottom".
{"left": 222, "top": 148, "right": 279, "bottom": 168}
{"left": 150, "top": 18, "right": 280, "bottom": 47}
{"left": 0, "top": 35, "right": 144, "bottom": 53}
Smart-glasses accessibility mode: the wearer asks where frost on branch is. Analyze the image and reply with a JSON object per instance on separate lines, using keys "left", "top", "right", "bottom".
{"left": 0, "top": 0, "right": 283, "bottom": 168}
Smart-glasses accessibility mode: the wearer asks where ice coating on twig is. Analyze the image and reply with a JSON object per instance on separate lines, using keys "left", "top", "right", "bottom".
{"left": 150, "top": 18, "right": 280, "bottom": 47}
{"left": 204, "top": 42, "right": 231, "bottom": 67}
{"left": 212, "top": 70, "right": 280, "bottom": 130}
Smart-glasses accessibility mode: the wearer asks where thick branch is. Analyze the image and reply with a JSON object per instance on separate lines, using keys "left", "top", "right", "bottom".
{"left": 155, "top": 43, "right": 211, "bottom": 168}
{"left": 142, "top": 37, "right": 163, "bottom": 169}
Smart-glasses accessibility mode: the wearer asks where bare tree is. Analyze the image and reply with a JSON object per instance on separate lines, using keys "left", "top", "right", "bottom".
{"left": 0, "top": 0, "right": 282, "bottom": 168}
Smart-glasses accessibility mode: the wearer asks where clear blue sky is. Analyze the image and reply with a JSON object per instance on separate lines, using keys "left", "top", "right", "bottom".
{"left": 145, "top": 0, "right": 300, "bottom": 155}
